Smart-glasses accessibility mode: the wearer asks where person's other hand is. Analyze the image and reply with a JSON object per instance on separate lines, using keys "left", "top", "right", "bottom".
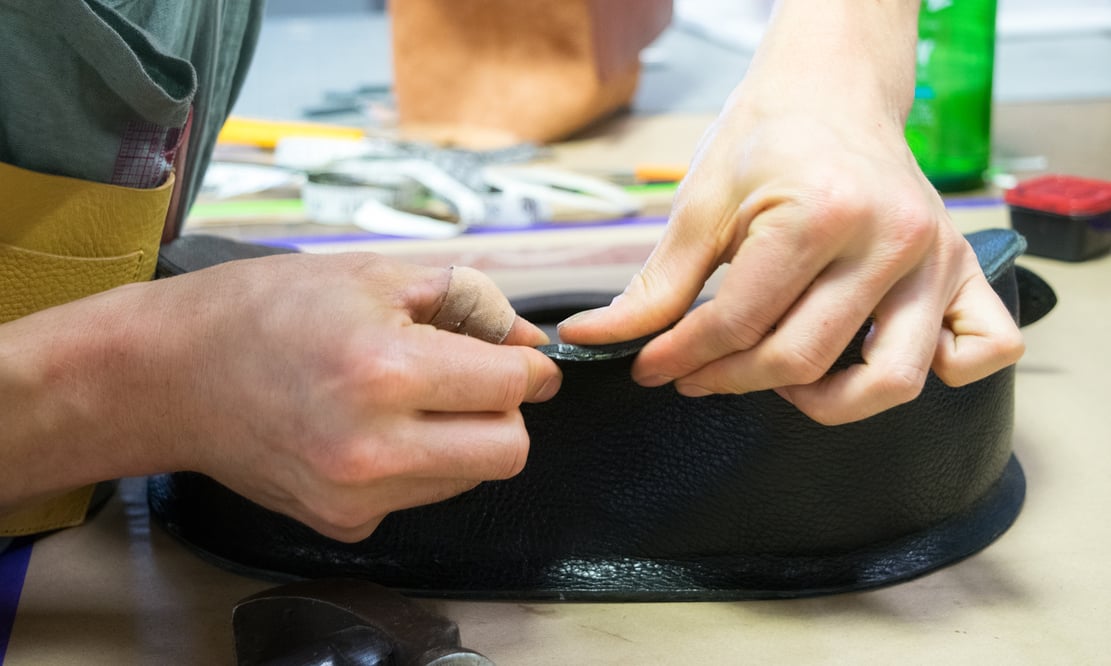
{"left": 121, "top": 254, "right": 560, "bottom": 541}
{"left": 558, "top": 103, "right": 1023, "bottom": 425}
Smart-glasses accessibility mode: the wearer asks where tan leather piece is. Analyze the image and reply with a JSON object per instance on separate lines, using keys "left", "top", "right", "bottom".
{"left": 0, "top": 161, "right": 172, "bottom": 536}
{"left": 0, "top": 486, "right": 97, "bottom": 538}
{"left": 430, "top": 266, "right": 517, "bottom": 343}
{"left": 391, "top": 0, "right": 672, "bottom": 145}
{"left": 0, "top": 161, "right": 170, "bottom": 323}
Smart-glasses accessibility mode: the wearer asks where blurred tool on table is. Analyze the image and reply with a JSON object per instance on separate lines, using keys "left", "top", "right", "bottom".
{"left": 193, "top": 0, "right": 1110, "bottom": 245}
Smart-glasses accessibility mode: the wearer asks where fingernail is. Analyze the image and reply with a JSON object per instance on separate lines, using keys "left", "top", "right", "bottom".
{"left": 676, "top": 383, "right": 712, "bottom": 398}
{"left": 635, "top": 374, "right": 674, "bottom": 388}
{"left": 557, "top": 307, "right": 606, "bottom": 331}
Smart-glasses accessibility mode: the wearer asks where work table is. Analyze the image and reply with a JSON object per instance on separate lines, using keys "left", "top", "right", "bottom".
{"left": 4, "top": 98, "right": 1110, "bottom": 664}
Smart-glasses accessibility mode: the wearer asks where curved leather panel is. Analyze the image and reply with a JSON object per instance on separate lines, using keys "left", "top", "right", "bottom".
{"left": 148, "top": 228, "right": 1047, "bottom": 599}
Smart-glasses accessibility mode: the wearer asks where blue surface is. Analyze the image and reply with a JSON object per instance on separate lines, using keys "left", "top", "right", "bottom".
{"left": 0, "top": 538, "right": 32, "bottom": 664}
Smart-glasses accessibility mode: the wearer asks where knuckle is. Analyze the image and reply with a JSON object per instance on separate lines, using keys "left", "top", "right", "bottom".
{"left": 997, "top": 327, "right": 1027, "bottom": 366}
{"left": 466, "top": 352, "right": 533, "bottom": 410}
{"left": 669, "top": 194, "right": 735, "bottom": 254}
{"left": 939, "top": 327, "right": 1026, "bottom": 387}
{"left": 317, "top": 519, "right": 382, "bottom": 544}
{"left": 878, "top": 205, "right": 940, "bottom": 268}
{"left": 368, "top": 359, "right": 412, "bottom": 403}
{"left": 888, "top": 202, "right": 938, "bottom": 244}
{"left": 323, "top": 507, "right": 369, "bottom": 533}
{"left": 626, "top": 267, "right": 686, "bottom": 323}
{"left": 876, "top": 362, "right": 930, "bottom": 404}
{"left": 783, "top": 389, "right": 855, "bottom": 427}
{"left": 346, "top": 345, "right": 413, "bottom": 404}
{"left": 768, "top": 341, "right": 834, "bottom": 386}
{"left": 314, "top": 436, "right": 401, "bottom": 487}
{"left": 495, "top": 358, "right": 531, "bottom": 407}
{"left": 932, "top": 365, "right": 964, "bottom": 387}
{"left": 308, "top": 501, "right": 383, "bottom": 541}
{"left": 803, "top": 181, "right": 939, "bottom": 259}
{"left": 802, "top": 404, "right": 850, "bottom": 427}
{"left": 718, "top": 308, "right": 772, "bottom": 351}
{"left": 799, "top": 182, "right": 869, "bottom": 235}
{"left": 490, "top": 420, "right": 530, "bottom": 479}
{"left": 633, "top": 263, "right": 673, "bottom": 297}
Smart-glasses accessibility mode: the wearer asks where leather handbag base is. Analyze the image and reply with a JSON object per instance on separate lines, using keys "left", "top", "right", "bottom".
{"left": 148, "top": 229, "right": 1049, "bottom": 601}
{"left": 150, "top": 457, "right": 1024, "bottom": 601}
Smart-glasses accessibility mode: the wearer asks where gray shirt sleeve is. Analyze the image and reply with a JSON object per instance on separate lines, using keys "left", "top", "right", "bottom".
{"left": 0, "top": 0, "right": 265, "bottom": 230}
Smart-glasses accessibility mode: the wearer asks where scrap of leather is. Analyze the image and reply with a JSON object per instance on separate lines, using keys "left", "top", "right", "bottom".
{"left": 148, "top": 229, "right": 1053, "bottom": 600}
{"left": 0, "top": 160, "right": 171, "bottom": 536}
{"left": 390, "top": 0, "right": 671, "bottom": 144}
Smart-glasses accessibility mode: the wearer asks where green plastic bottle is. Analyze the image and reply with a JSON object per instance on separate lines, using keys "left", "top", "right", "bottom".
{"left": 905, "top": 0, "right": 998, "bottom": 192}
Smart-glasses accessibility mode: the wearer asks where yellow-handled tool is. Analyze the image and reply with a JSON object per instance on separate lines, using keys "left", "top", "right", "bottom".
{"left": 217, "top": 116, "right": 365, "bottom": 149}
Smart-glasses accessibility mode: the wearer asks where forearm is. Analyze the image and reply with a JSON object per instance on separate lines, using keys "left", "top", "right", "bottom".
{"left": 0, "top": 284, "right": 169, "bottom": 509}
{"left": 737, "top": 0, "right": 920, "bottom": 125}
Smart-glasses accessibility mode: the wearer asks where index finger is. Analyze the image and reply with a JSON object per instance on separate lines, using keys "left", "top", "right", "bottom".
{"left": 633, "top": 202, "right": 842, "bottom": 385}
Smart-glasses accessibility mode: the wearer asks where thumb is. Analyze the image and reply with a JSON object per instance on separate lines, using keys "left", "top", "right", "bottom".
{"left": 427, "top": 266, "right": 549, "bottom": 346}
{"left": 557, "top": 191, "right": 725, "bottom": 345}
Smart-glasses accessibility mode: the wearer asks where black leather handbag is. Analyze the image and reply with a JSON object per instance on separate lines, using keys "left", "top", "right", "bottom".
{"left": 149, "top": 228, "right": 1054, "bottom": 600}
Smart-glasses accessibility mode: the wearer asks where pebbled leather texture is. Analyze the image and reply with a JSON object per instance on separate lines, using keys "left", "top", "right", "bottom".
{"left": 0, "top": 160, "right": 171, "bottom": 324}
{"left": 149, "top": 229, "right": 1051, "bottom": 600}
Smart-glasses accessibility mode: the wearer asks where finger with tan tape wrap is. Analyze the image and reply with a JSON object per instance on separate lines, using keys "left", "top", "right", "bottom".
{"left": 429, "top": 265, "right": 549, "bottom": 347}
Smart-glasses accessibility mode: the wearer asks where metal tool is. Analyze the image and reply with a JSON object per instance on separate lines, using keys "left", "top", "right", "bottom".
{"left": 233, "top": 578, "right": 493, "bottom": 666}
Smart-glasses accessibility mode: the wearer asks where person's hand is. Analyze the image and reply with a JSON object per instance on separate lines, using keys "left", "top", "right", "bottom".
{"left": 558, "top": 0, "right": 1024, "bottom": 426}
{"left": 16, "top": 253, "right": 559, "bottom": 541}
{"left": 560, "top": 109, "right": 1022, "bottom": 425}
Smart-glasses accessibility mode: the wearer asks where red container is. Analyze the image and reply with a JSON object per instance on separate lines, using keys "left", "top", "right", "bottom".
{"left": 1005, "top": 174, "right": 1111, "bottom": 262}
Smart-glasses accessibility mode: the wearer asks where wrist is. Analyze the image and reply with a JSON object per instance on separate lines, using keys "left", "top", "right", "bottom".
{"left": 0, "top": 283, "right": 175, "bottom": 506}
{"left": 736, "top": 0, "right": 920, "bottom": 126}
